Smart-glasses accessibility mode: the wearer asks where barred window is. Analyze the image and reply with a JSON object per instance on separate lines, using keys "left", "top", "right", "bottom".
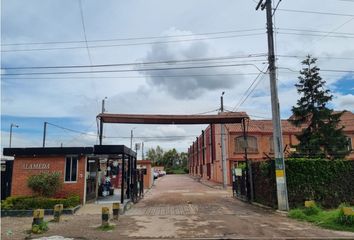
{"left": 234, "top": 136, "right": 258, "bottom": 153}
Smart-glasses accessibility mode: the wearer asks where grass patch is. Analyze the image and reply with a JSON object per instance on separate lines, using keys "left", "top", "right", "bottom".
{"left": 289, "top": 207, "right": 354, "bottom": 232}
{"left": 97, "top": 224, "right": 115, "bottom": 231}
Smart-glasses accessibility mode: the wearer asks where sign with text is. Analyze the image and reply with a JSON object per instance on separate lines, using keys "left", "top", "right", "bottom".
{"left": 23, "top": 163, "right": 50, "bottom": 170}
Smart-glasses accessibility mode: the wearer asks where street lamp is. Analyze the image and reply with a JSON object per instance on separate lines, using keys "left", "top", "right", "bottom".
{"left": 9, "top": 123, "right": 19, "bottom": 148}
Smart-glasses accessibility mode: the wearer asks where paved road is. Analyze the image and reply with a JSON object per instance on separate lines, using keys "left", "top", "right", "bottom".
{"left": 119, "top": 174, "right": 354, "bottom": 239}
{"left": 2, "top": 174, "right": 354, "bottom": 239}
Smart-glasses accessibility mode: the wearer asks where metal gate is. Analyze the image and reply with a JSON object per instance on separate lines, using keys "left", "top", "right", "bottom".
{"left": 1, "top": 160, "right": 13, "bottom": 200}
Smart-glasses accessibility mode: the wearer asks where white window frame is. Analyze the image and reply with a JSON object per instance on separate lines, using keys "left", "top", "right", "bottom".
{"left": 64, "top": 155, "right": 79, "bottom": 183}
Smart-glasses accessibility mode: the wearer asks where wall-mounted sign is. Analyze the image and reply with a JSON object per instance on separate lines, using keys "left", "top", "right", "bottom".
{"left": 23, "top": 163, "right": 50, "bottom": 170}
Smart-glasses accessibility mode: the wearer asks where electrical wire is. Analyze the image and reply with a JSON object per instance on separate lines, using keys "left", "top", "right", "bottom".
{"left": 277, "top": 54, "right": 354, "bottom": 60}
{"left": 1, "top": 63, "right": 265, "bottom": 76}
{"left": 2, "top": 72, "right": 262, "bottom": 80}
{"left": 278, "top": 28, "right": 354, "bottom": 36}
{"left": 277, "top": 32, "right": 354, "bottom": 39}
{"left": 1, "top": 28, "right": 265, "bottom": 46}
{"left": 276, "top": 8, "right": 354, "bottom": 17}
{"left": 1, "top": 33, "right": 265, "bottom": 53}
{"left": 2, "top": 54, "right": 267, "bottom": 70}
{"left": 232, "top": 65, "right": 268, "bottom": 111}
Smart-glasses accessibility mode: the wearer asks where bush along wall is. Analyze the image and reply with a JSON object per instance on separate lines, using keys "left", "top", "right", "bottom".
{"left": 286, "top": 159, "right": 354, "bottom": 208}
{"left": 250, "top": 159, "right": 354, "bottom": 209}
{"left": 0, "top": 195, "right": 80, "bottom": 210}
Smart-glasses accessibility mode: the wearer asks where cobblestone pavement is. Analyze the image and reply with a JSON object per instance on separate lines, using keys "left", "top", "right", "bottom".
{"left": 2, "top": 175, "right": 354, "bottom": 240}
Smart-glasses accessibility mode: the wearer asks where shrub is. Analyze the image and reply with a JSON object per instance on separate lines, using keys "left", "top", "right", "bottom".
{"left": 288, "top": 209, "right": 306, "bottom": 219}
{"left": 32, "top": 221, "right": 49, "bottom": 234}
{"left": 0, "top": 195, "right": 80, "bottom": 210}
{"left": 303, "top": 204, "right": 321, "bottom": 216}
{"left": 27, "top": 172, "right": 62, "bottom": 197}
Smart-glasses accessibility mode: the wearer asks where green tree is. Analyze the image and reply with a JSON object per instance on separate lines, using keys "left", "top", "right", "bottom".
{"left": 290, "top": 56, "right": 349, "bottom": 159}
{"left": 163, "top": 148, "right": 178, "bottom": 167}
{"left": 146, "top": 145, "right": 164, "bottom": 166}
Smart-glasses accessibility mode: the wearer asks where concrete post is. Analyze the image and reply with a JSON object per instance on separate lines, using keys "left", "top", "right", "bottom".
{"left": 32, "top": 209, "right": 44, "bottom": 226}
{"left": 101, "top": 207, "right": 110, "bottom": 226}
{"left": 53, "top": 204, "right": 63, "bottom": 222}
{"left": 112, "top": 202, "right": 120, "bottom": 220}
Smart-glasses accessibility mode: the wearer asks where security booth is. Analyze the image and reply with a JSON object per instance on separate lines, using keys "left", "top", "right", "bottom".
{"left": 93, "top": 145, "right": 139, "bottom": 204}
{"left": 3, "top": 145, "right": 142, "bottom": 205}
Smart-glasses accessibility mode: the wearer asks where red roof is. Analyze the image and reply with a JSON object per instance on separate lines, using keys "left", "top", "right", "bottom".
{"left": 226, "top": 110, "right": 354, "bottom": 134}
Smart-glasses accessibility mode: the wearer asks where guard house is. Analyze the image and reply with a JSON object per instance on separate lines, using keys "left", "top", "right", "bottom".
{"left": 3, "top": 145, "right": 140, "bottom": 204}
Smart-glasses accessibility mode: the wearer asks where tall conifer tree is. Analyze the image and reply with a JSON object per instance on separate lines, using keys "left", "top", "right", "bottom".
{"left": 290, "top": 56, "right": 349, "bottom": 159}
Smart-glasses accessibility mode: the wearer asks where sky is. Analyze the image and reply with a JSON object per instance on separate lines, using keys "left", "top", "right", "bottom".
{"left": 1, "top": 0, "right": 354, "bottom": 156}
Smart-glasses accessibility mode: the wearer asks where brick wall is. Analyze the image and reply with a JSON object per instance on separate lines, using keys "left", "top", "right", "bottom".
{"left": 11, "top": 155, "right": 86, "bottom": 203}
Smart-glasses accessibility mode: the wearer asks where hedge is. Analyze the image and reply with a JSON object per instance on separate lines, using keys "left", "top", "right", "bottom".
{"left": 251, "top": 159, "right": 354, "bottom": 209}
{"left": 286, "top": 159, "right": 354, "bottom": 208}
{"left": 0, "top": 195, "right": 80, "bottom": 210}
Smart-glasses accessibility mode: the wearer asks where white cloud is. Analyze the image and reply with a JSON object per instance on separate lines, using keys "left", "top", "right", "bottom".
{"left": 2, "top": 0, "right": 354, "bottom": 152}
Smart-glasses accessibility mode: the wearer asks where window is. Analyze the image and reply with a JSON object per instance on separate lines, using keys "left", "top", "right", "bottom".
{"left": 234, "top": 136, "right": 258, "bottom": 153}
{"left": 65, "top": 156, "right": 78, "bottom": 182}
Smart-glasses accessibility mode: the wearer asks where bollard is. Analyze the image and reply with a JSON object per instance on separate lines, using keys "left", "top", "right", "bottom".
{"left": 32, "top": 209, "right": 44, "bottom": 226}
{"left": 101, "top": 207, "right": 110, "bottom": 227}
{"left": 53, "top": 204, "right": 63, "bottom": 222}
{"left": 112, "top": 203, "right": 120, "bottom": 220}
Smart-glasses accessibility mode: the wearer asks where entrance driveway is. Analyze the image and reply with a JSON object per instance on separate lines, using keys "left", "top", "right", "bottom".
{"left": 2, "top": 174, "right": 354, "bottom": 239}
{"left": 119, "top": 174, "right": 354, "bottom": 239}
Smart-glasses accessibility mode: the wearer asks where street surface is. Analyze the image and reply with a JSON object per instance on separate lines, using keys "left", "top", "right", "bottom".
{"left": 2, "top": 174, "right": 354, "bottom": 239}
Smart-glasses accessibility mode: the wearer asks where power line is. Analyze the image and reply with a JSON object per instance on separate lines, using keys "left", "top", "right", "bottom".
{"left": 192, "top": 108, "right": 221, "bottom": 115}
{"left": 1, "top": 63, "right": 265, "bottom": 76}
{"left": 46, "top": 122, "right": 97, "bottom": 137}
{"left": 2, "top": 54, "right": 267, "bottom": 70}
{"left": 277, "top": 54, "right": 354, "bottom": 60}
{"left": 278, "top": 27, "right": 354, "bottom": 36}
{"left": 1, "top": 72, "right": 262, "bottom": 80}
{"left": 278, "top": 66, "right": 354, "bottom": 73}
{"left": 78, "top": 0, "right": 93, "bottom": 66}
{"left": 233, "top": 72, "right": 267, "bottom": 112}
{"left": 277, "top": 32, "right": 354, "bottom": 39}
{"left": 276, "top": 8, "right": 354, "bottom": 17}
{"left": 1, "top": 33, "right": 265, "bottom": 53}
{"left": 1, "top": 28, "right": 265, "bottom": 46}
{"left": 232, "top": 65, "right": 268, "bottom": 111}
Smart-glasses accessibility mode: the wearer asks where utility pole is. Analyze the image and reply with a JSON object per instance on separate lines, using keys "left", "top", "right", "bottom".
{"left": 256, "top": 0, "right": 289, "bottom": 211}
{"left": 9, "top": 123, "right": 19, "bottom": 148}
{"left": 142, "top": 142, "right": 144, "bottom": 160}
{"left": 99, "top": 97, "right": 107, "bottom": 145}
{"left": 130, "top": 129, "right": 133, "bottom": 149}
{"left": 42, "top": 122, "right": 47, "bottom": 147}
{"left": 220, "top": 92, "right": 227, "bottom": 189}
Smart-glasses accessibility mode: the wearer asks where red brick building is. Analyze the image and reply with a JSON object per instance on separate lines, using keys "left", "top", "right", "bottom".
{"left": 3, "top": 145, "right": 138, "bottom": 204}
{"left": 188, "top": 111, "right": 354, "bottom": 185}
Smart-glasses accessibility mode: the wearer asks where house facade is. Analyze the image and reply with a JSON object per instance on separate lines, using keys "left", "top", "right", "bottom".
{"left": 188, "top": 111, "right": 354, "bottom": 185}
